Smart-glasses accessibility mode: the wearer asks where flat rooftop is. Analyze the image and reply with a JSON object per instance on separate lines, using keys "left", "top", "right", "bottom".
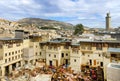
{"left": 0, "top": 38, "right": 22, "bottom": 41}
{"left": 108, "top": 63, "right": 120, "bottom": 69}
{"left": 79, "top": 40, "right": 120, "bottom": 43}
{"left": 108, "top": 48, "right": 120, "bottom": 53}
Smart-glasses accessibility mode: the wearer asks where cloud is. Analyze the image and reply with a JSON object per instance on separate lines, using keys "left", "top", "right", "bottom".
{"left": 0, "top": 0, "right": 120, "bottom": 28}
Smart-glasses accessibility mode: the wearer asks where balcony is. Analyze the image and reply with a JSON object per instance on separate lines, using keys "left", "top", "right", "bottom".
{"left": 81, "top": 47, "right": 93, "bottom": 53}
{"left": 16, "top": 43, "right": 21, "bottom": 47}
{"left": 8, "top": 44, "right": 13, "bottom": 48}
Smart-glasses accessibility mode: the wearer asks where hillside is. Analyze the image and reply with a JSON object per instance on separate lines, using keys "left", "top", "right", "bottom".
{"left": 17, "top": 18, "right": 74, "bottom": 30}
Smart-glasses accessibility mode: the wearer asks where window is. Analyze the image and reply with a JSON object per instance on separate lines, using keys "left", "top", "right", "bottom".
{"left": 18, "top": 55, "right": 20, "bottom": 58}
{"left": 12, "top": 52, "right": 14, "bottom": 55}
{"left": 88, "top": 55, "right": 89, "bottom": 57}
{"left": 49, "top": 54, "right": 51, "bottom": 57}
{"left": 5, "top": 59, "right": 7, "bottom": 63}
{"left": 9, "top": 58, "right": 10, "bottom": 61}
{"left": 99, "top": 54, "right": 101, "bottom": 57}
{"left": 66, "top": 53, "right": 68, "bottom": 56}
{"left": 48, "top": 46, "right": 52, "bottom": 50}
{"left": 82, "top": 53, "right": 85, "bottom": 56}
{"left": 39, "top": 52, "right": 41, "bottom": 56}
{"left": 100, "top": 62, "right": 103, "bottom": 67}
{"left": 74, "top": 59, "right": 76, "bottom": 62}
{"left": 18, "top": 50, "right": 20, "bottom": 53}
{"left": 62, "top": 53, "right": 64, "bottom": 57}
{"left": 54, "top": 55, "right": 56, "bottom": 58}
{"left": 81, "top": 46, "right": 85, "bottom": 49}
{"left": 15, "top": 51, "right": 17, "bottom": 54}
{"left": 9, "top": 52, "right": 11, "bottom": 56}
{"left": 36, "top": 45, "right": 37, "bottom": 48}
{"left": 12, "top": 57, "right": 14, "bottom": 60}
{"left": 40, "top": 46, "right": 43, "bottom": 49}
{"left": 87, "top": 47, "right": 91, "bottom": 50}
{"left": 64, "top": 46, "right": 69, "bottom": 49}
{"left": 89, "top": 59, "right": 92, "bottom": 65}
{"left": 111, "top": 54, "right": 116, "bottom": 57}
{"left": 36, "top": 52, "right": 38, "bottom": 56}
{"left": 15, "top": 56, "right": 17, "bottom": 59}
{"left": 5, "top": 53, "right": 7, "bottom": 56}
{"left": 96, "top": 43, "right": 102, "bottom": 50}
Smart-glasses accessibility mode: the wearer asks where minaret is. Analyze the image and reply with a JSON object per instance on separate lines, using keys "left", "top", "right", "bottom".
{"left": 106, "top": 12, "right": 111, "bottom": 31}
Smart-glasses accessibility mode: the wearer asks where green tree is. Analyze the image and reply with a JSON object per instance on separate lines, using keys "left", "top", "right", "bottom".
{"left": 74, "top": 24, "right": 84, "bottom": 35}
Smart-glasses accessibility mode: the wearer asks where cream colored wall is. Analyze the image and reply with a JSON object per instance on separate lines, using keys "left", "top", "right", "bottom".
{"left": 33, "top": 42, "right": 40, "bottom": 60}
{"left": 39, "top": 45, "right": 46, "bottom": 61}
{"left": 80, "top": 43, "right": 108, "bottom": 67}
{"left": 0, "top": 47, "right": 3, "bottom": 65}
{"left": 46, "top": 52, "right": 61, "bottom": 66}
{"left": 1, "top": 42, "right": 24, "bottom": 76}
{"left": 70, "top": 49, "right": 82, "bottom": 71}
{"left": 3, "top": 43, "right": 23, "bottom": 65}
{"left": 104, "top": 57, "right": 110, "bottom": 80}
{"left": 23, "top": 48, "right": 34, "bottom": 61}
{"left": 23, "top": 39, "right": 30, "bottom": 48}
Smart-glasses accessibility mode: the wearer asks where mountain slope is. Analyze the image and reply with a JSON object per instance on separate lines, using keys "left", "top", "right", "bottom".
{"left": 17, "top": 18, "right": 74, "bottom": 30}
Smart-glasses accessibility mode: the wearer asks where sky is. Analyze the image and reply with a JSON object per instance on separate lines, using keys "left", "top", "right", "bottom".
{"left": 0, "top": 0, "right": 120, "bottom": 28}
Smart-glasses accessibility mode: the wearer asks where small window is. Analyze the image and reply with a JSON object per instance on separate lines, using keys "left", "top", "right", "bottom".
{"left": 18, "top": 50, "right": 20, "bottom": 53}
{"left": 100, "top": 62, "right": 103, "bottom": 67}
{"left": 12, "top": 57, "right": 14, "bottom": 60}
{"left": 9, "top": 52, "right": 11, "bottom": 56}
{"left": 62, "top": 53, "right": 64, "bottom": 57}
{"left": 15, "top": 56, "right": 17, "bottom": 59}
{"left": 82, "top": 53, "right": 85, "bottom": 56}
{"left": 40, "top": 52, "right": 41, "bottom": 56}
{"left": 12, "top": 52, "right": 14, "bottom": 55}
{"left": 36, "top": 52, "right": 38, "bottom": 55}
{"left": 88, "top": 55, "right": 89, "bottom": 57}
{"left": 18, "top": 55, "right": 20, "bottom": 58}
{"left": 9, "top": 58, "right": 10, "bottom": 61}
{"left": 5, "top": 53, "right": 7, "bottom": 56}
{"left": 5, "top": 59, "right": 7, "bottom": 63}
{"left": 66, "top": 53, "right": 68, "bottom": 56}
{"left": 15, "top": 51, "right": 17, "bottom": 54}
{"left": 99, "top": 54, "right": 101, "bottom": 57}
{"left": 74, "top": 59, "right": 76, "bottom": 62}
{"left": 82, "top": 46, "right": 85, "bottom": 49}
{"left": 54, "top": 55, "right": 56, "bottom": 58}
{"left": 49, "top": 54, "right": 51, "bottom": 57}
{"left": 89, "top": 59, "right": 92, "bottom": 65}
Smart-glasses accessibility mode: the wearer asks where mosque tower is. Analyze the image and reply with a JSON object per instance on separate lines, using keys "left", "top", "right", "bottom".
{"left": 106, "top": 12, "right": 111, "bottom": 31}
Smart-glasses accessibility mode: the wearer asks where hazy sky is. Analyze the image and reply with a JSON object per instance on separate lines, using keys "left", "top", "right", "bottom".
{"left": 0, "top": 0, "right": 120, "bottom": 28}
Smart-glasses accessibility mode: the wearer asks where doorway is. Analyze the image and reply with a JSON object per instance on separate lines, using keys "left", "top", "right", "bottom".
{"left": 12, "top": 63, "right": 16, "bottom": 70}
{"left": 5, "top": 66, "right": 9, "bottom": 76}
{"left": 49, "top": 61, "right": 52, "bottom": 66}
{"left": 89, "top": 59, "right": 92, "bottom": 65}
{"left": 100, "top": 62, "right": 103, "bottom": 67}
{"left": 65, "top": 59, "right": 68, "bottom": 65}
{"left": 56, "top": 60, "right": 58, "bottom": 67}
{"left": 94, "top": 60, "right": 96, "bottom": 65}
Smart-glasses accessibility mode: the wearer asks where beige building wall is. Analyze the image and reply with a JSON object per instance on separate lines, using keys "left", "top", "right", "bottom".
{"left": 46, "top": 45, "right": 61, "bottom": 66}
{"left": 70, "top": 46, "right": 82, "bottom": 72}
{"left": 39, "top": 44, "right": 46, "bottom": 62}
{"left": 0, "top": 39, "right": 23, "bottom": 76}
